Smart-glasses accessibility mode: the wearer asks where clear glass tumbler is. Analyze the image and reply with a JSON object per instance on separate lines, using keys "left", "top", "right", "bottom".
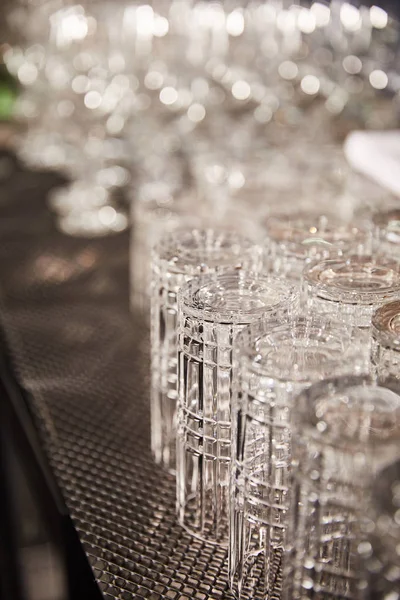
{"left": 176, "top": 271, "right": 298, "bottom": 545}
{"left": 151, "top": 228, "right": 262, "bottom": 473}
{"left": 371, "top": 300, "right": 400, "bottom": 384}
{"left": 283, "top": 375, "right": 400, "bottom": 600}
{"left": 363, "top": 457, "right": 400, "bottom": 598}
{"left": 303, "top": 255, "right": 400, "bottom": 331}
{"left": 229, "top": 317, "right": 367, "bottom": 600}
{"left": 264, "top": 212, "right": 368, "bottom": 282}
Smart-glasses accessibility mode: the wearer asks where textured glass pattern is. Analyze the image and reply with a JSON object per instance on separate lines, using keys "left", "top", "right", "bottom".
{"left": 371, "top": 301, "right": 400, "bottom": 383}
{"left": 303, "top": 255, "right": 400, "bottom": 330}
{"left": 151, "top": 229, "right": 261, "bottom": 473}
{"left": 177, "top": 272, "right": 297, "bottom": 546}
{"left": 283, "top": 376, "right": 400, "bottom": 600}
{"left": 230, "top": 318, "right": 366, "bottom": 600}
{"left": 265, "top": 213, "right": 367, "bottom": 282}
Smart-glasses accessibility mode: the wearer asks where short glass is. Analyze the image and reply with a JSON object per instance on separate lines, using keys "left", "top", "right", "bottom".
{"left": 283, "top": 375, "right": 400, "bottom": 600}
{"left": 151, "top": 228, "right": 262, "bottom": 473}
{"left": 176, "top": 271, "right": 298, "bottom": 545}
{"left": 371, "top": 300, "right": 400, "bottom": 383}
{"left": 265, "top": 212, "right": 367, "bottom": 281}
{"left": 303, "top": 255, "right": 400, "bottom": 330}
{"left": 229, "top": 317, "right": 366, "bottom": 600}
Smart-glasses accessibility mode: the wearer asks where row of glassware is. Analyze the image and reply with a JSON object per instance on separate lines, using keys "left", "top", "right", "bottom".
{"left": 138, "top": 207, "right": 400, "bottom": 599}
{"left": 5, "top": 0, "right": 400, "bottom": 238}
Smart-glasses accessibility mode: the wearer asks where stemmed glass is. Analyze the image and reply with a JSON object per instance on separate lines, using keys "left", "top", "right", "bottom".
{"left": 176, "top": 271, "right": 298, "bottom": 546}
{"left": 151, "top": 226, "right": 262, "bottom": 473}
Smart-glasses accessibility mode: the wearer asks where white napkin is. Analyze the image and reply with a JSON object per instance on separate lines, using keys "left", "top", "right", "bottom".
{"left": 344, "top": 130, "right": 400, "bottom": 197}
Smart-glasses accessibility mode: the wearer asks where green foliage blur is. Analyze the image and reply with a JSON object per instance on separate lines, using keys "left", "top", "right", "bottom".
{"left": 0, "top": 63, "right": 17, "bottom": 120}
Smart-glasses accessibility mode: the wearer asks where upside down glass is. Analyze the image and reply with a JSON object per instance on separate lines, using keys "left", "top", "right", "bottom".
{"left": 151, "top": 228, "right": 262, "bottom": 473}
{"left": 303, "top": 255, "right": 400, "bottom": 332}
{"left": 176, "top": 271, "right": 297, "bottom": 545}
{"left": 229, "top": 317, "right": 366, "bottom": 600}
{"left": 283, "top": 375, "right": 400, "bottom": 600}
{"left": 264, "top": 212, "right": 368, "bottom": 282}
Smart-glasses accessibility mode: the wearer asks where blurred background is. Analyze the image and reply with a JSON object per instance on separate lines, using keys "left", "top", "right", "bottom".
{"left": 1, "top": 0, "right": 400, "bottom": 313}
{"left": 0, "top": 2, "right": 400, "bottom": 599}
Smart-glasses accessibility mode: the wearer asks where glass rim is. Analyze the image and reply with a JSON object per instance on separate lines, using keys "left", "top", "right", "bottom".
{"left": 303, "top": 255, "right": 400, "bottom": 305}
{"left": 154, "top": 226, "right": 259, "bottom": 274}
{"left": 372, "top": 300, "right": 400, "bottom": 350}
{"left": 292, "top": 374, "right": 400, "bottom": 448}
{"left": 237, "top": 316, "right": 361, "bottom": 384}
{"left": 178, "top": 271, "right": 297, "bottom": 325}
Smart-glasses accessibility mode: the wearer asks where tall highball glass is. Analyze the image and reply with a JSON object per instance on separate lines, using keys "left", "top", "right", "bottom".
{"left": 151, "top": 228, "right": 262, "bottom": 473}
{"left": 229, "top": 316, "right": 366, "bottom": 600}
{"left": 176, "top": 271, "right": 297, "bottom": 545}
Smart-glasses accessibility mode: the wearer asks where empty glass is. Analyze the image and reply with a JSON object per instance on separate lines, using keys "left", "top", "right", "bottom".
{"left": 371, "top": 300, "right": 400, "bottom": 384}
{"left": 303, "top": 255, "right": 400, "bottom": 330}
{"left": 176, "top": 271, "right": 297, "bottom": 545}
{"left": 265, "top": 212, "right": 368, "bottom": 281}
{"left": 229, "top": 316, "right": 366, "bottom": 600}
{"left": 151, "top": 227, "right": 262, "bottom": 473}
{"left": 283, "top": 375, "right": 400, "bottom": 600}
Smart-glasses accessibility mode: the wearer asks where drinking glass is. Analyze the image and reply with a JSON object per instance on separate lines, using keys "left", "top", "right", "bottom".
{"left": 303, "top": 255, "right": 400, "bottom": 330}
{"left": 373, "top": 208, "right": 400, "bottom": 260}
{"left": 265, "top": 212, "right": 368, "bottom": 281}
{"left": 363, "top": 458, "right": 400, "bottom": 598}
{"left": 229, "top": 316, "right": 366, "bottom": 600}
{"left": 283, "top": 375, "right": 400, "bottom": 600}
{"left": 151, "top": 227, "right": 262, "bottom": 473}
{"left": 371, "top": 300, "right": 400, "bottom": 383}
{"left": 10, "top": 1, "right": 132, "bottom": 237}
{"left": 176, "top": 271, "right": 298, "bottom": 545}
